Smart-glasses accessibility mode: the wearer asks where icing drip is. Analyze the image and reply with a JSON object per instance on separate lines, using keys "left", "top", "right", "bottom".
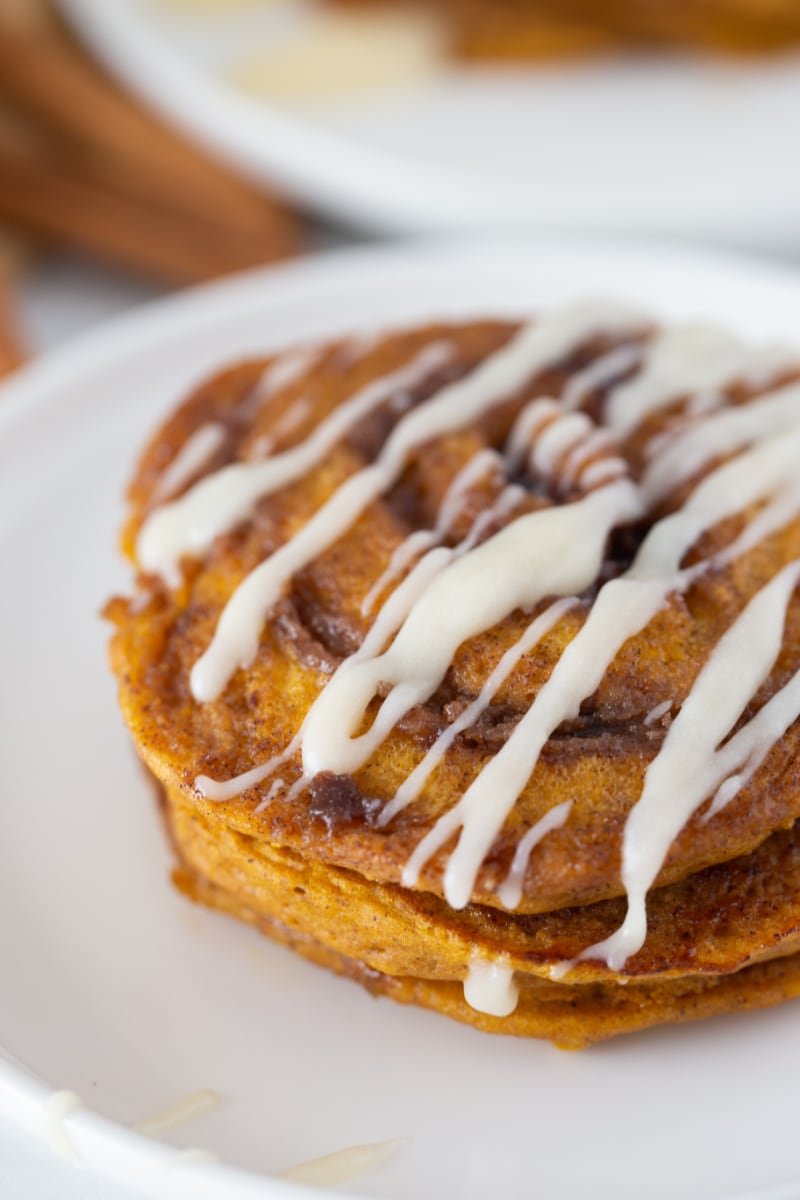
{"left": 605, "top": 325, "right": 796, "bottom": 438}
{"left": 463, "top": 958, "right": 520, "bottom": 1017}
{"left": 137, "top": 340, "right": 452, "bottom": 580}
{"left": 191, "top": 303, "right": 642, "bottom": 701}
{"left": 644, "top": 699, "right": 672, "bottom": 726}
{"left": 150, "top": 422, "right": 227, "bottom": 505}
{"left": 497, "top": 800, "right": 573, "bottom": 909}
{"left": 548, "top": 961, "right": 574, "bottom": 982}
{"left": 582, "top": 559, "right": 800, "bottom": 970}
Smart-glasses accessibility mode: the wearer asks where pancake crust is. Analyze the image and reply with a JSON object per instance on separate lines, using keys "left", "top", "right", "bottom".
{"left": 107, "top": 311, "right": 800, "bottom": 1044}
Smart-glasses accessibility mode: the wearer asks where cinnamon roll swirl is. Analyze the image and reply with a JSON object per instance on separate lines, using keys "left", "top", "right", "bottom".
{"left": 106, "top": 304, "right": 800, "bottom": 1046}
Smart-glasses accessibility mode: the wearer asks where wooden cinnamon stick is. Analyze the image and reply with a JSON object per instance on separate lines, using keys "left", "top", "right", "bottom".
{"left": 0, "top": 132, "right": 296, "bottom": 285}
{"left": 0, "top": 18, "right": 298, "bottom": 243}
{"left": 0, "top": 268, "right": 27, "bottom": 378}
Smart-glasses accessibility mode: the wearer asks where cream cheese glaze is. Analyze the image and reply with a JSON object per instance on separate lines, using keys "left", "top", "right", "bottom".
{"left": 136, "top": 300, "right": 800, "bottom": 999}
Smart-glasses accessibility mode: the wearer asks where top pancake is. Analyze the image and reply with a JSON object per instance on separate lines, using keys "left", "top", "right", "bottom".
{"left": 108, "top": 315, "right": 800, "bottom": 917}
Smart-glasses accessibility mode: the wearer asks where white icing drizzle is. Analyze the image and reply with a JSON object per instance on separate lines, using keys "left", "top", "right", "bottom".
{"left": 151, "top": 422, "right": 227, "bottom": 505}
{"left": 687, "top": 388, "right": 726, "bottom": 418}
{"left": 579, "top": 457, "right": 627, "bottom": 489}
{"left": 248, "top": 399, "right": 313, "bottom": 460}
{"left": 190, "top": 303, "right": 641, "bottom": 702}
{"left": 352, "top": 547, "right": 456, "bottom": 664}
{"left": 506, "top": 394, "right": 626, "bottom": 496}
{"left": 643, "top": 699, "right": 673, "bottom": 726}
{"left": 606, "top": 325, "right": 796, "bottom": 438}
{"left": 132, "top": 1089, "right": 220, "bottom": 1137}
{"left": 641, "top": 378, "right": 800, "bottom": 506}
{"left": 505, "top": 397, "right": 561, "bottom": 470}
{"left": 561, "top": 342, "right": 643, "bottom": 411}
{"left": 582, "top": 559, "right": 800, "bottom": 971}
{"left": 195, "top": 549, "right": 457, "bottom": 800}
{"left": 548, "top": 960, "right": 574, "bottom": 982}
{"left": 196, "top": 481, "right": 545, "bottom": 803}
{"left": 457, "top": 483, "right": 526, "bottom": 554}
{"left": 301, "top": 480, "right": 640, "bottom": 779}
{"left": 42, "top": 1090, "right": 81, "bottom": 1163}
{"left": 196, "top": 744, "right": 295, "bottom": 803}
{"left": 379, "top": 599, "right": 576, "bottom": 826}
{"left": 253, "top": 775, "right": 286, "bottom": 814}
{"left": 497, "top": 800, "right": 573, "bottom": 910}
{"left": 402, "top": 425, "right": 800, "bottom": 909}
{"left": 360, "top": 447, "right": 501, "bottom": 616}
{"left": 531, "top": 411, "right": 598, "bottom": 478}
{"left": 360, "top": 529, "right": 439, "bottom": 618}
{"left": 137, "top": 340, "right": 452, "bottom": 581}
{"left": 712, "top": 479, "right": 800, "bottom": 571}
{"left": 561, "top": 427, "right": 615, "bottom": 486}
{"left": 279, "top": 1137, "right": 409, "bottom": 1187}
{"left": 246, "top": 344, "right": 320, "bottom": 415}
{"left": 435, "top": 448, "right": 503, "bottom": 534}
{"left": 463, "top": 958, "right": 519, "bottom": 1017}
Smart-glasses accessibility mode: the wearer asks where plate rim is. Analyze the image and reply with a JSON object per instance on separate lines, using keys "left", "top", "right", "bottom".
{"left": 54, "top": 0, "right": 800, "bottom": 241}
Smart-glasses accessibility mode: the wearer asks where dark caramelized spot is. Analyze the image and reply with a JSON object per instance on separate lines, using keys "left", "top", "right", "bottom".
{"left": 308, "top": 772, "right": 383, "bottom": 833}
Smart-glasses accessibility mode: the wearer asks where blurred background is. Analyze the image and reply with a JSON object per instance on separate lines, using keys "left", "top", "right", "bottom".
{"left": 3, "top": 0, "right": 800, "bottom": 378}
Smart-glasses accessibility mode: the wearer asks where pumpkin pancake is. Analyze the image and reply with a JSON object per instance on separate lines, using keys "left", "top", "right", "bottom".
{"left": 107, "top": 305, "right": 800, "bottom": 1044}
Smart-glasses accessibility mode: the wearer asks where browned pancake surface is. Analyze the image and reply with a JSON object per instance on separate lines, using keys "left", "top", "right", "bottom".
{"left": 109, "top": 320, "right": 800, "bottom": 915}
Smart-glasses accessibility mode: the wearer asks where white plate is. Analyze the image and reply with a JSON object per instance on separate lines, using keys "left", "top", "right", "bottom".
{"left": 57, "top": 0, "right": 800, "bottom": 246}
{"left": 4, "top": 237, "right": 800, "bottom": 1200}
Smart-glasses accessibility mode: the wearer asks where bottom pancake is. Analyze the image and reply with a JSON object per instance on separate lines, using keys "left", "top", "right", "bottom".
{"left": 174, "top": 849, "right": 800, "bottom": 1051}
{"left": 158, "top": 772, "right": 800, "bottom": 1048}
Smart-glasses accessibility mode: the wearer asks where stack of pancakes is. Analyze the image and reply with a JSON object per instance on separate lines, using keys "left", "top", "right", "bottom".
{"left": 106, "top": 313, "right": 800, "bottom": 1047}
{"left": 331, "top": 0, "right": 800, "bottom": 57}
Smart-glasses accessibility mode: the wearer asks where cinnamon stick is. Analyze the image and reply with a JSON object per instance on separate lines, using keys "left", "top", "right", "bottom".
{"left": 0, "top": 134, "right": 295, "bottom": 285}
{"left": 0, "top": 17, "right": 303, "bottom": 266}
{"left": 0, "top": 269, "right": 27, "bottom": 378}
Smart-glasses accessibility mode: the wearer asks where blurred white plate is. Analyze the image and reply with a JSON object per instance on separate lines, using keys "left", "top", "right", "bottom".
{"left": 3, "top": 237, "right": 800, "bottom": 1200}
{"left": 57, "top": 0, "right": 800, "bottom": 245}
